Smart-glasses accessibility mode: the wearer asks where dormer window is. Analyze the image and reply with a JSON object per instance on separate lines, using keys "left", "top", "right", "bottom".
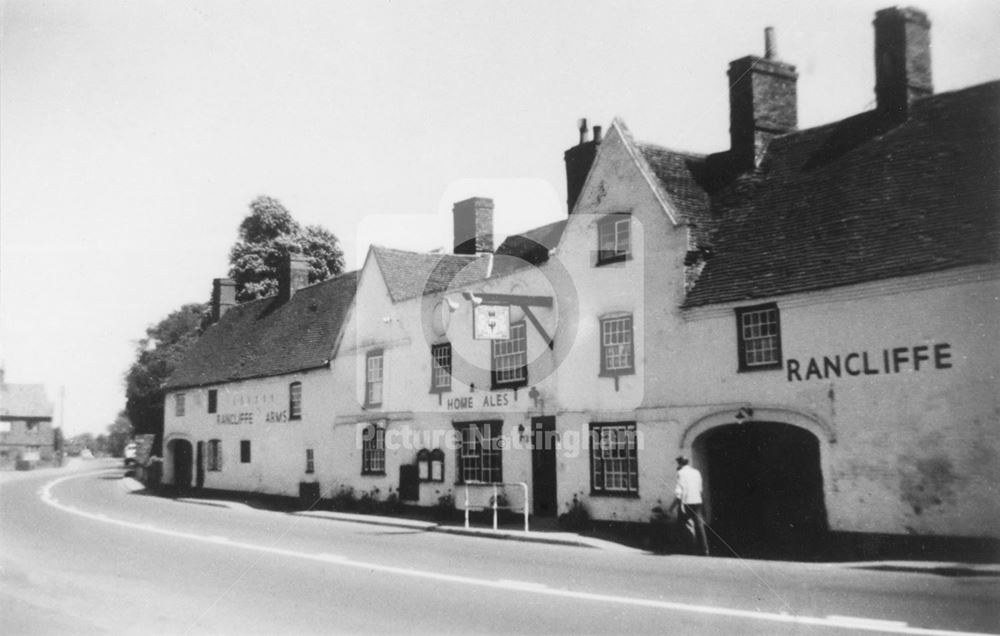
{"left": 597, "top": 214, "right": 631, "bottom": 265}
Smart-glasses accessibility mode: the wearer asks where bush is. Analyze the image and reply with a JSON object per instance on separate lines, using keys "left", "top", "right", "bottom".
{"left": 558, "top": 492, "right": 591, "bottom": 532}
{"left": 433, "top": 490, "right": 456, "bottom": 521}
{"left": 330, "top": 485, "right": 358, "bottom": 511}
{"left": 357, "top": 488, "right": 381, "bottom": 514}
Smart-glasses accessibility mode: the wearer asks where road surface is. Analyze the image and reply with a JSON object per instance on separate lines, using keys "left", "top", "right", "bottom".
{"left": 2, "top": 461, "right": 997, "bottom": 635}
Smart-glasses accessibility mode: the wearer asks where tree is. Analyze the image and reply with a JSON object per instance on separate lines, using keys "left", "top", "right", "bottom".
{"left": 228, "top": 195, "right": 345, "bottom": 302}
{"left": 124, "top": 303, "right": 208, "bottom": 448}
{"left": 105, "top": 411, "right": 134, "bottom": 458}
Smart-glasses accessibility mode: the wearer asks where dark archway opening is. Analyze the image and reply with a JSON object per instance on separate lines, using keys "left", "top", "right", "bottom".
{"left": 168, "top": 439, "right": 193, "bottom": 489}
{"left": 696, "top": 422, "right": 828, "bottom": 560}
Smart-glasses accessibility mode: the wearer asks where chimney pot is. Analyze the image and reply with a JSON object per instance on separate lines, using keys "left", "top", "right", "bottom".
{"left": 577, "top": 118, "right": 589, "bottom": 144}
{"left": 593, "top": 125, "right": 603, "bottom": 142}
{"left": 453, "top": 197, "right": 494, "bottom": 255}
{"left": 764, "top": 27, "right": 777, "bottom": 59}
{"left": 211, "top": 278, "right": 237, "bottom": 322}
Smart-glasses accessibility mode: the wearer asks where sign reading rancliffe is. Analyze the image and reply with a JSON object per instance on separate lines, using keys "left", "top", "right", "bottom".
{"left": 786, "top": 343, "right": 952, "bottom": 382}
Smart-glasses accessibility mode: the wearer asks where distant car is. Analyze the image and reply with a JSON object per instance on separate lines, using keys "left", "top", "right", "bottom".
{"left": 80, "top": 448, "right": 94, "bottom": 459}
{"left": 123, "top": 443, "right": 138, "bottom": 467}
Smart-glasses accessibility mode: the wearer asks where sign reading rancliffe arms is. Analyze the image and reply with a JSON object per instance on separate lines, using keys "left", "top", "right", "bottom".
{"left": 787, "top": 343, "right": 952, "bottom": 382}
{"left": 216, "top": 409, "right": 288, "bottom": 425}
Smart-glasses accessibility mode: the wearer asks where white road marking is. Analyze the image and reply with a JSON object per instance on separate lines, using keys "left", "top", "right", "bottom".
{"left": 40, "top": 472, "right": 997, "bottom": 636}
{"left": 828, "top": 616, "right": 909, "bottom": 629}
{"left": 497, "top": 579, "right": 549, "bottom": 591}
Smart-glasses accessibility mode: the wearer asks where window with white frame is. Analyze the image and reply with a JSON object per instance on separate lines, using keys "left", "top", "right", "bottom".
{"left": 455, "top": 421, "right": 502, "bottom": 483}
{"left": 289, "top": 382, "right": 302, "bottom": 420}
{"left": 491, "top": 322, "right": 527, "bottom": 389}
{"left": 175, "top": 393, "right": 186, "bottom": 417}
{"left": 361, "top": 422, "right": 385, "bottom": 475}
{"left": 590, "top": 422, "right": 639, "bottom": 495}
{"left": 305, "top": 448, "right": 315, "bottom": 474}
{"left": 600, "top": 314, "right": 634, "bottom": 375}
{"left": 597, "top": 214, "right": 631, "bottom": 265}
{"left": 207, "top": 439, "right": 222, "bottom": 471}
{"left": 736, "top": 303, "right": 783, "bottom": 371}
{"left": 430, "top": 343, "right": 452, "bottom": 393}
{"left": 365, "top": 350, "right": 383, "bottom": 407}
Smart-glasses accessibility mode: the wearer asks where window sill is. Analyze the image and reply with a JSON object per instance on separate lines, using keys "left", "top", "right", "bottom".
{"left": 589, "top": 490, "right": 640, "bottom": 499}
{"left": 361, "top": 471, "right": 386, "bottom": 477}
{"left": 598, "top": 369, "right": 635, "bottom": 378}
{"left": 595, "top": 254, "right": 631, "bottom": 267}
{"left": 428, "top": 387, "right": 452, "bottom": 395}
{"left": 491, "top": 381, "right": 527, "bottom": 391}
{"left": 737, "top": 362, "right": 783, "bottom": 373}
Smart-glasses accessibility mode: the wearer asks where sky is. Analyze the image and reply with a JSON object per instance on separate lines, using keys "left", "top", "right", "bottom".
{"left": 2, "top": 0, "right": 998, "bottom": 436}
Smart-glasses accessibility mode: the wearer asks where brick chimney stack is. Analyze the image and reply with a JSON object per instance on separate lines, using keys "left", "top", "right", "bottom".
{"left": 211, "top": 278, "right": 236, "bottom": 322}
{"left": 728, "top": 28, "right": 798, "bottom": 171}
{"left": 278, "top": 254, "right": 311, "bottom": 303}
{"left": 453, "top": 197, "right": 494, "bottom": 255}
{"left": 874, "top": 6, "right": 932, "bottom": 120}
{"left": 564, "top": 118, "right": 602, "bottom": 213}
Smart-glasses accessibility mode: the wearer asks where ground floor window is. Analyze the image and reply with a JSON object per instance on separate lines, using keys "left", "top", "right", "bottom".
{"left": 590, "top": 422, "right": 638, "bottom": 495}
{"left": 455, "top": 421, "right": 502, "bottom": 483}
{"left": 362, "top": 422, "right": 385, "bottom": 475}
{"left": 207, "top": 439, "right": 222, "bottom": 471}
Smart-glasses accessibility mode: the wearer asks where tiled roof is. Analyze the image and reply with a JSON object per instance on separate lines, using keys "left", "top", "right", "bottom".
{"left": 164, "top": 271, "right": 359, "bottom": 390}
{"left": 0, "top": 383, "right": 53, "bottom": 419}
{"left": 636, "top": 144, "right": 711, "bottom": 225}
{"left": 494, "top": 219, "right": 567, "bottom": 275}
{"left": 372, "top": 247, "right": 486, "bottom": 302}
{"left": 373, "top": 221, "right": 567, "bottom": 300}
{"left": 663, "top": 81, "right": 1000, "bottom": 307}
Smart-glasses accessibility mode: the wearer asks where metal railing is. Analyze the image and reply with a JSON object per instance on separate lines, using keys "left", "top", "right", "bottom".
{"left": 460, "top": 481, "right": 529, "bottom": 533}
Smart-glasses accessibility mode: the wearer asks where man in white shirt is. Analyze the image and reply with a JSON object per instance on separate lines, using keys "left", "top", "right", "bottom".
{"left": 669, "top": 455, "right": 710, "bottom": 556}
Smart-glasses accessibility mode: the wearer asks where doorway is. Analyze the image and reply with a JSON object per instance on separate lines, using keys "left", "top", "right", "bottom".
{"left": 195, "top": 441, "right": 205, "bottom": 489}
{"left": 531, "top": 417, "right": 557, "bottom": 516}
{"left": 696, "top": 421, "right": 827, "bottom": 559}
{"left": 168, "top": 439, "right": 193, "bottom": 489}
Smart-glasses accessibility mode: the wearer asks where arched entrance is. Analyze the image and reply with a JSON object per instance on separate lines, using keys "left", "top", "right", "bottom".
{"left": 695, "top": 421, "right": 828, "bottom": 559}
{"left": 167, "top": 438, "right": 193, "bottom": 489}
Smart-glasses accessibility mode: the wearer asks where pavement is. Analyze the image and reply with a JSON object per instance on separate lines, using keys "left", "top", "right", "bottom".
{"left": 7, "top": 462, "right": 998, "bottom": 577}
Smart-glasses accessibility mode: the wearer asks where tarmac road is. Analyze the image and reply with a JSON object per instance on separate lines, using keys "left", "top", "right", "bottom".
{"left": 1, "top": 460, "right": 997, "bottom": 635}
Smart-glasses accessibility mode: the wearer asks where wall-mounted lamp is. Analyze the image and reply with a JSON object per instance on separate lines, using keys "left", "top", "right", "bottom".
{"left": 735, "top": 406, "right": 754, "bottom": 424}
{"left": 528, "top": 386, "right": 541, "bottom": 409}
